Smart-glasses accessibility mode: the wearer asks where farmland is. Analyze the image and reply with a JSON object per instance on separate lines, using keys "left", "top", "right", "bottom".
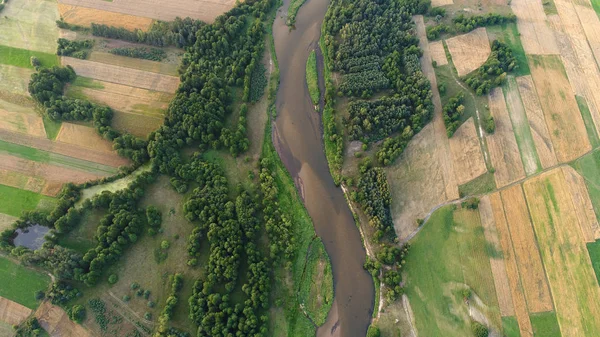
{"left": 0, "top": 256, "right": 50, "bottom": 309}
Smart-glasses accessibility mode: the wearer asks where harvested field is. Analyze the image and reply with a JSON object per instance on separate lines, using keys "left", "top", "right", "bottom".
{"left": 0, "top": 0, "right": 59, "bottom": 54}
{"left": 112, "top": 111, "right": 164, "bottom": 138}
{"left": 575, "top": 3, "right": 600, "bottom": 67}
{"left": 487, "top": 87, "right": 525, "bottom": 187}
{"left": 56, "top": 123, "right": 116, "bottom": 154}
{"left": 0, "top": 297, "right": 32, "bottom": 326}
{"left": 0, "top": 129, "right": 129, "bottom": 167}
{"left": 504, "top": 76, "right": 541, "bottom": 175}
{"left": 510, "top": 0, "right": 559, "bottom": 55}
{"left": 62, "top": 57, "right": 179, "bottom": 93}
{"left": 562, "top": 166, "right": 600, "bottom": 242}
{"left": 0, "top": 65, "right": 35, "bottom": 96}
{"left": 0, "top": 169, "right": 46, "bottom": 196}
{"left": 523, "top": 169, "right": 600, "bottom": 337}
{"left": 0, "top": 214, "right": 17, "bottom": 231}
{"left": 448, "top": 117, "right": 487, "bottom": 185}
{"left": 501, "top": 185, "right": 554, "bottom": 314}
{"left": 429, "top": 40, "right": 448, "bottom": 66}
{"left": 35, "top": 301, "right": 91, "bottom": 337}
{"left": 58, "top": 0, "right": 237, "bottom": 23}
{"left": 432, "top": 0, "right": 453, "bottom": 6}
{"left": 57, "top": 4, "right": 154, "bottom": 31}
{"left": 529, "top": 55, "right": 590, "bottom": 162}
{"left": 479, "top": 195, "right": 514, "bottom": 317}
{"left": 89, "top": 52, "right": 179, "bottom": 76}
{"left": 489, "top": 192, "right": 533, "bottom": 337}
{"left": 0, "top": 109, "right": 46, "bottom": 138}
{"left": 516, "top": 76, "right": 558, "bottom": 168}
{"left": 445, "top": 28, "right": 491, "bottom": 77}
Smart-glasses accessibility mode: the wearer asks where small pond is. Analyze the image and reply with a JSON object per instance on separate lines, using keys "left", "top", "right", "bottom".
{"left": 14, "top": 225, "right": 49, "bottom": 250}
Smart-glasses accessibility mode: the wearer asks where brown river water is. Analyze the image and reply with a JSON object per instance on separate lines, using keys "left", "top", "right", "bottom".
{"left": 272, "top": 0, "right": 375, "bottom": 336}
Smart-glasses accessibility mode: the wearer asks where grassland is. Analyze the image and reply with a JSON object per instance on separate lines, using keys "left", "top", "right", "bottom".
{"left": 575, "top": 96, "right": 600, "bottom": 148}
{"left": 42, "top": 116, "right": 62, "bottom": 140}
{"left": 0, "top": 0, "right": 59, "bottom": 54}
{"left": 587, "top": 240, "right": 600, "bottom": 285}
{"left": 57, "top": 209, "right": 103, "bottom": 254}
{"left": 0, "top": 45, "right": 58, "bottom": 69}
{"left": 571, "top": 149, "right": 600, "bottom": 222}
{"left": 502, "top": 316, "right": 521, "bottom": 337}
{"left": 0, "top": 184, "right": 55, "bottom": 217}
{"left": 530, "top": 312, "right": 561, "bottom": 337}
{"left": 306, "top": 50, "right": 319, "bottom": 106}
{"left": 458, "top": 172, "right": 496, "bottom": 197}
{"left": 0, "top": 256, "right": 50, "bottom": 309}
{"left": 297, "top": 238, "right": 333, "bottom": 326}
{"left": 486, "top": 24, "right": 530, "bottom": 77}
{"left": 403, "top": 205, "right": 501, "bottom": 337}
{"left": 592, "top": 0, "right": 600, "bottom": 18}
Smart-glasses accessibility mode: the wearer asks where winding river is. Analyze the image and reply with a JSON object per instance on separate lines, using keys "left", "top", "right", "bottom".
{"left": 272, "top": 0, "right": 375, "bottom": 336}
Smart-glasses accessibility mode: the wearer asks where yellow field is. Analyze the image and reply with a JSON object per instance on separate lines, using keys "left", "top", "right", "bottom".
{"left": 448, "top": 117, "right": 487, "bottom": 185}
{"left": 56, "top": 123, "right": 117, "bottom": 154}
{"left": 0, "top": 109, "right": 46, "bottom": 138}
{"left": 510, "top": 0, "right": 559, "bottom": 55}
{"left": 58, "top": 4, "right": 154, "bottom": 31}
{"left": 429, "top": 41, "right": 448, "bottom": 66}
{"left": 445, "top": 28, "right": 491, "bottom": 77}
{"left": 89, "top": 52, "right": 179, "bottom": 76}
{"left": 0, "top": 296, "right": 32, "bottom": 326}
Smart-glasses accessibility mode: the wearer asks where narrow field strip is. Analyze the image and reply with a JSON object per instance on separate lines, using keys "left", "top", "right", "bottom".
{"left": 0, "top": 256, "right": 50, "bottom": 309}
{"left": 523, "top": 169, "right": 600, "bottom": 337}
{"left": 448, "top": 117, "right": 487, "bottom": 185}
{"left": 0, "top": 0, "right": 59, "bottom": 54}
{"left": 56, "top": 123, "right": 117, "bottom": 154}
{"left": 0, "top": 45, "right": 59, "bottom": 69}
{"left": 510, "top": 0, "right": 560, "bottom": 55}
{"left": 89, "top": 52, "right": 179, "bottom": 77}
{"left": 561, "top": 166, "right": 600, "bottom": 242}
{"left": 0, "top": 108, "right": 46, "bottom": 138}
{"left": 57, "top": 3, "right": 154, "bottom": 31}
{"left": 0, "top": 213, "right": 17, "bottom": 231}
{"left": 35, "top": 301, "right": 91, "bottom": 336}
{"left": 0, "top": 64, "right": 35, "bottom": 96}
{"left": 575, "top": 96, "right": 600, "bottom": 148}
{"left": 0, "top": 296, "right": 32, "bottom": 326}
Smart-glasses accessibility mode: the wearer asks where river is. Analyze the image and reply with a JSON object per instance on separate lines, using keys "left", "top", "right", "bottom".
{"left": 271, "top": 0, "right": 375, "bottom": 336}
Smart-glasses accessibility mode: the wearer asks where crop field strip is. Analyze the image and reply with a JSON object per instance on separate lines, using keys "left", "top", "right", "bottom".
{"left": 35, "top": 301, "right": 91, "bottom": 337}
{"left": 0, "top": 256, "right": 50, "bottom": 309}
{"left": 57, "top": 3, "right": 154, "bottom": 31}
{"left": 447, "top": 117, "right": 487, "bottom": 185}
{"left": 0, "top": 108, "right": 46, "bottom": 138}
{"left": 56, "top": 123, "right": 118, "bottom": 154}
{"left": 88, "top": 52, "right": 179, "bottom": 77}
{"left": 0, "top": 296, "right": 32, "bottom": 326}
{"left": 429, "top": 40, "right": 448, "bottom": 66}
{"left": 0, "top": 65, "right": 35, "bottom": 96}
{"left": 561, "top": 166, "right": 600, "bottom": 242}
{"left": 445, "top": 28, "right": 491, "bottom": 77}
{"left": 0, "top": 0, "right": 59, "bottom": 54}
{"left": 523, "top": 169, "right": 600, "bottom": 336}
{"left": 487, "top": 87, "right": 526, "bottom": 187}
{"left": 510, "top": 0, "right": 560, "bottom": 55}
{"left": 58, "top": 0, "right": 237, "bottom": 23}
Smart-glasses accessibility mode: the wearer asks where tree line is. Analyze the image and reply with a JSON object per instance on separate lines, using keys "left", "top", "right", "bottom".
{"left": 426, "top": 13, "right": 517, "bottom": 40}
{"left": 109, "top": 47, "right": 167, "bottom": 61}
{"left": 57, "top": 38, "right": 94, "bottom": 59}
{"left": 464, "top": 40, "right": 516, "bottom": 95}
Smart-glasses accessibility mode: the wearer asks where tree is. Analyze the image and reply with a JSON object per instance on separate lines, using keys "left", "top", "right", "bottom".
{"left": 68, "top": 304, "right": 86, "bottom": 324}
{"left": 367, "top": 325, "right": 381, "bottom": 337}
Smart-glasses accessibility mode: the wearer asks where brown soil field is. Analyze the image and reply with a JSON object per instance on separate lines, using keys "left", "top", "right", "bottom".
{"left": 89, "top": 52, "right": 179, "bottom": 76}
{"left": 56, "top": 123, "right": 116, "bottom": 154}
{"left": 523, "top": 169, "right": 600, "bottom": 337}
{"left": 516, "top": 76, "right": 558, "bottom": 169}
{"left": 57, "top": 4, "right": 154, "bottom": 31}
{"left": 62, "top": 57, "right": 179, "bottom": 93}
{"left": 561, "top": 166, "right": 600, "bottom": 242}
{"left": 529, "top": 55, "right": 591, "bottom": 163}
{"left": 112, "top": 110, "right": 164, "bottom": 138}
{"left": 35, "top": 301, "right": 91, "bottom": 337}
{"left": 0, "top": 169, "right": 47, "bottom": 195}
{"left": 429, "top": 41, "right": 449, "bottom": 66}
{"left": 487, "top": 87, "right": 525, "bottom": 187}
{"left": 0, "top": 129, "right": 129, "bottom": 167}
{"left": 0, "top": 296, "right": 32, "bottom": 326}
{"left": 0, "top": 109, "right": 46, "bottom": 138}
{"left": 0, "top": 213, "right": 17, "bottom": 231}
{"left": 510, "top": 0, "right": 559, "bottom": 55}
{"left": 431, "top": 0, "right": 453, "bottom": 6}
{"left": 489, "top": 192, "right": 533, "bottom": 337}
{"left": 448, "top": 117, "right": 487, "bottom": 185}
{"left": 0, "top": 65, "right": 35, "bottom": 96}
{"left": 501, "top": 184, "right": 554, "bottom": 313}
{"left": 59, "top": 0, "right": 237, "bottom": 24}
{"left": 478, "top": 195, "right": 515, "bottom": 317}
{"left": 445, "top": 28, "right": 491, "bottom": 77}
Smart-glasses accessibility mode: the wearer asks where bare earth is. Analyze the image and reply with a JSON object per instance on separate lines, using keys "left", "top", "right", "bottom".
{"left": 35, "top": 301, "right": 91, "bottom": 337}
{"left": 445, "top": 28, "right": 491, "bottom": 77}
{"left": 448, "top": 117, "right": 487, "bottom": 185}
{"left": 0, "top": 296, "right": 32, "bottom": 326}
{"left": 58, "top": 4, "right": 154, "bottom": 31}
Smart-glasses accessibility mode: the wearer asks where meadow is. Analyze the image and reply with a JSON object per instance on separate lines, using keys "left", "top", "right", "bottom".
{"left": 306, "top": 50, "right": 319, "bottom": 106}
{"left": 0, "top": 184, "right": 55, "bottom": 217}
{"left": 0, "top": 256, "right": 50, "bottom": 309}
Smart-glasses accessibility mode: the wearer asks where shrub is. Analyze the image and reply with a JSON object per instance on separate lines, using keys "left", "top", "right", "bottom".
{"left": 130, "top": 282, "right": 140, "bottom": 290}
{"left": 144, "top": 312, "right": 152, "bottom": 320}
{"left": 108, "top": 274, "right": 118, "bottom": 284}
{"left": 471, "top": 321, "right": 489, "bottom": 337}
{"left": 160, "top": 240, "right": 170, "bottom": 249}
{"left": 148, "top": 301, "right": 155, "bottom": 308}
{"left": 30, "top": 56, "right": 41, "bottom": 68}
{"left": 484, "top": 115, "right": 495, "bottom": 134}
{"left": 68, "top": 304, "right": 86, "bottom": 324}
{"left": 367, "top": 325, "right": 381, "bottom": 337}
{"left": 109, "top": 47, "right": 166, "bottom": 61}
{"left": 462, "top": 197, "right": 480, "bottom": 210}
{"left": 143, "top": 290, "right": 151, "bottom": 299}
{"left": 34, "top": 290, "right": 45, "bottom": 301}
{"left": 122, "top": 295, "right": 130, "bottom": 302}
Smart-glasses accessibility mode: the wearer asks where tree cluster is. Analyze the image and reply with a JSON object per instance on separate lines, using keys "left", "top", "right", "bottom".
{"left": 109, "top": 47, "right": 167, "bottom": 61}
{"left": 57, "top": 38, "right": 94, "bottom": 59}
{"left": 443, "top": 92, "right": 465, "bottom": 137}
{"left": 357, "top": 167, "right": 394, "bottom": 239}
{"left": 154, "top": 273, "right": 183, "bottom": 337}
{"left": 427, "top": 13, "right": 517, "bottom": 40}
{"left": 464, "top": 40, "right": 516, "bottom": 95}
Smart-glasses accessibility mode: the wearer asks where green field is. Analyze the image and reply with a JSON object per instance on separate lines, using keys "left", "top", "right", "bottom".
{"left": 587, "top": 240, "right": 600, "bottom": 285}
{"left": 306, "top": 50, "right": 319, "bottom": 106}
{"left": 0, "top": 45, "right": 58, "bottom": 69}
{"left": 530, "top": 312, "right": 561, "bottom": 337}
{"left": 0, "top": 184, "right": 55, "bottom": 217}
{"left": 403, "top": 205, "right": 501, "bottom": 337}
{"left": 458, "top": 172, "right": 496, "bottom": 197}
{"left": 0, "top": 256, "right": 50, "bottom": 309}
{"left": 592, "top": 0, "right": 600, "bottom": 18}
{"left": 486, "top": 24, "right": 530, "bottom": 76}
{"left": 575, "top": 96, "right": 600, "bottom": 148}
{"left": 42, "top": 115, "right": 62, "bottom": 140}
{"left": 571, "top": 149, "right": 600, "bottom": 222}
{"left": 502, "top": 316, "right": 521, "bottom": 337}
{"left": 0, "top": 0, "right": 59, "bottom": 54}
{"left": 297, "top": 238, "right": 333, "bottom": 326}
{"left": 0, "top": 140, "right": 118, "bottom": 175}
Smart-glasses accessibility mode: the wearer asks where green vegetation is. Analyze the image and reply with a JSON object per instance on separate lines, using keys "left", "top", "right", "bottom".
{"left": 0, "top": 256, "right": 50, "bottom": 309}
{"left": 71, "top": 76, "right": 105, "bottom": 90}
{"left": 42, "top": 115, "right": 61, "bottom": 140}
{"left": 403, "top": 206, "right": 501, "bottom": 336}
{"left": 530, "top": 312, "right": 561, "bottom": 337}
{"left": 287, "top": 0, "right": 307, "bottom": 26}
{"left": 109, "top": 47, "right": 166, "bottom": 61}
{"left": 0, "top": 184, "right": 55, "bottom": 217}
{"left": 592, "top": 0, "right": 600, "bottom": 18}
{"left": 502, "top": 316, "right": 521, "bottom": 337}
{"left": 576, "top": 96, "right": 600, "bottom": 148}
{"left": 458, "top": 172, "right": 496, "bottom": 197}
{"left": 297, "top": 238, "right": 333, "bottom": 325}
{"left": 427, "top": 13, "right": 517, "bottom": 40}
{"left": 487, "top": 24, "right": 530, "bottom": 76}
{"left": 542, "top": 0, "right": 558, "bottom": 15}
{"left": 306, "top": 50, "right": 319, "bottom": 105}
{"left": 56, "top": 38, "right": 94, "bottom": 59}
{"left": 443, "top": 92, "right": 465, "bottom": 137}
{"left": 0, "top": 45, "right": 58, "bottom": 69}
{"left": 464, "top": 41, "right": 516, "bottom": 95}
{"left": 435, "top": 64, "right": 486, "bottom": 123}
{"left": 572, "top": 149, "right": 600, "bottom": 222}
{"left": 587, "top": 240, "right": 600, "bottom": 285}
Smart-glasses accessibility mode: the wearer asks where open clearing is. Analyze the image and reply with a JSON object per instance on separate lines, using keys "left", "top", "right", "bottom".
{"left": 487, "top": 87, "right": 525, "bottom": 187}
{"left": 0, "top": 256, "right": 50, "bottom": 309}
{"left": 448, "top": 117, "right": 487, "bottom": 185}
{"left": 58, "top": 0, "right": 238, "bottom": 23}
{"left": 501, "top": 185, "right": 554, "bottom": 314}
{"left": 524, "top": 169, "right": 600, "bottom": 337}
{"left": 0, "top": 297, "right": 32, "bottom": 326}
{"left": 445, "top": 28, "right": 491, "bottom": 77}
{"left": 529, "top": 55, "right": 590, "bottom": 162}
{"left": 516, "top": 75, "right": 558, "bottom": 168}
{"left": 0, "top": 0, "right": 59, "bottom": 54}
{"left": 0, "top": 109, "right": 46, "bottom": 138}
{"left": 489, "top": 192, "right": 533, "bottom": 337}
{"left": 62, "top": 57, "right": 180, "bottom": 93}
{"left": 429, "top": 40, "right": 448, "bottom": 66}
{"left": 56, "top": 123, "right": 117, "bottom": 154}
{"left": 57, "top": 3, "right": 154, "bottom": 31}
{"left": 510, "top": 0, "right": 559, "bottom": 55}
{"left": 35, "top": 301, "right": 91, "bottom": 337}
{"left": 89, "top": 52, "right": 179, "bottom": 76}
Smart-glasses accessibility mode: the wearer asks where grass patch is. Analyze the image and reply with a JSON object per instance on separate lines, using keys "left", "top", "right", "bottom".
{"left": 587, "top": 240, "right": 600, "bottom": 286}
{"left": 57, "top": 209, "right": 103, "bottom": 254}
{"left": 297, "top": 238, "right": 333, "bottom": 326}
{"left": 572, "top": 149, "right": 600, "bottom": 223}
{"left": 403, "top": 206, "right": 501, "bottom": 337}
{"left": 530, "top": 311, "right": 561, "bottom": 337}
{"left": 287, "top": 0, "right": 307, "bottom": 26}
{"left": 435, "top": 64, "right": 487, "bottom": 123}
{"left": 42, "top": 115, "right": 62, "bottom": 140}
{"left": 0, "top": 256, "right": 50, "bottom": 309}
{"left": 0, "top": 184, "right": 54, "bottom": 217}
{"left": 306, "top": 50, "right": 319, "bottom": 106}
{"left": 71, "top": 76, "right": 106, "bottom": 90}
{"left": 576, "top": 96, "right": 600, "bottom": 148}
{"left": 502, "top": 316, "right": 521, "bottom": 337}
{"left": 458, "top": 172, "right": 496, "bottom": 197}
{"left": 486, "top": 24, "right": 530, "bottom": 76}
{"left": 542, "top": 0, "right": 558, "bottom": 15}
{"left": 0, "top": 45, "right": 58, "bottom": 69}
